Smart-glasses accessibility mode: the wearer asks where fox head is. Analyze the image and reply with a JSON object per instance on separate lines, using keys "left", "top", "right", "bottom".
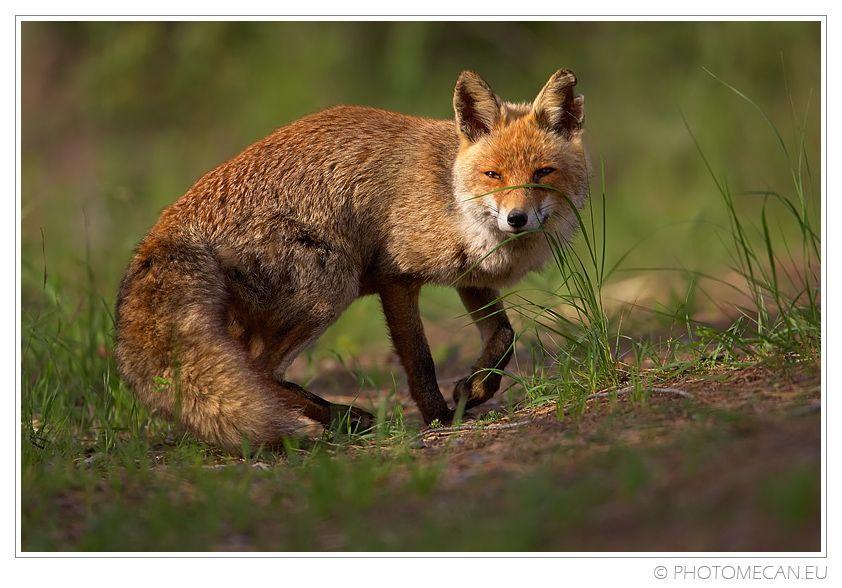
{"left": 451, "top": 69, "right": 590, "bottom": 241}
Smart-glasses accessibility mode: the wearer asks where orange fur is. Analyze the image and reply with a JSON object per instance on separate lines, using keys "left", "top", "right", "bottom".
{"left": 115, "top": 69, "right": 590, "bottom": 453}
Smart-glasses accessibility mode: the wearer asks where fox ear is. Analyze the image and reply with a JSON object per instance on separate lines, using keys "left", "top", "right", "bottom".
{"left": 453, "top": 70, "right": 501, "bottom": 142}
{"left": 532, "top": 68, "right": 584, "bottom": 139}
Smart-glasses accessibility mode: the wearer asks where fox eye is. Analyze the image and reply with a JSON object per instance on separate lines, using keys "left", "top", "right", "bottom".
{"left": 484, "top": 171, "right": 502, "bottom": 180}
{"left": 533, "top": 167, "right": 556, "bottom": 182}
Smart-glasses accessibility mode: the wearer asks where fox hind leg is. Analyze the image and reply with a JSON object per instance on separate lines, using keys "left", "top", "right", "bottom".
{"left": 225, "top": 240, "right": 376, "bottom": 435}
{"left": 280, "top": 380, "right": 375, "bottom": 433}
{"left": 250, "top": 315, "right": 375, "bottom": 434}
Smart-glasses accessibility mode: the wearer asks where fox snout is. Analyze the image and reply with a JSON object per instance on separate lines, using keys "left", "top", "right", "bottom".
{"left": 495, "top": 192, "right": 551, "bottom": 234}
{"left": 506, "top": 209, "right": 528, "bottom": 229}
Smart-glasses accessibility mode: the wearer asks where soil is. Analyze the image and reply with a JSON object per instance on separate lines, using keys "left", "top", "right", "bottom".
{"left": 311, "top": 359, "right": 822, "bottom": 551}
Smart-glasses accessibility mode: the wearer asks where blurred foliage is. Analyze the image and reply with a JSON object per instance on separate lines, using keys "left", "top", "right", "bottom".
{"left": 21, "top": 21, "right": 820, "bottom": 357}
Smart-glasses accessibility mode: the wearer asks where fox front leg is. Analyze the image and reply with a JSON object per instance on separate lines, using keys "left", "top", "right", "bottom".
{"left": 453, "top": 287, "right": 515, "bottom": 410}
{"left": 379, "top": 281, "right": 454, "bottom": 425}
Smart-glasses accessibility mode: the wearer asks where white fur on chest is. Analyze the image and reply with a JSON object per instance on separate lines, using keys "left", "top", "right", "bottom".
{"left": 456, "top": 212, "right": 553, "bottom": 288}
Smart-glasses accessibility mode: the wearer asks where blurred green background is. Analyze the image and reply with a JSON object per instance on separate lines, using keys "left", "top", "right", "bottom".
{"left": 21, "top": 21, "right": 820, "bottom": 361}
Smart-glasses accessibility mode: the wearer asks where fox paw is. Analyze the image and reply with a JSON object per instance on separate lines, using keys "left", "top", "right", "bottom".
{"left": 452, "top": 375, "right": 498, "bottom": 410}
{"left": 328, "top": 404, "right": 375, "bottom": 433}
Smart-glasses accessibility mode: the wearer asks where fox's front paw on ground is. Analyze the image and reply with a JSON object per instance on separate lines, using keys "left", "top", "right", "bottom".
{"left": 452, "top": 373, "right": 501, "bottom": 410}
{"left": 328, "top": 404, "right": 376, "bottom": 434}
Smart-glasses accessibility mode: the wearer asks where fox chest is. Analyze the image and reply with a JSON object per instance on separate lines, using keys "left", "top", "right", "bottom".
{"left": 381, "top": 223, "right": 551, "bottom": 289}
{"left": 448, "top": 234, "right": 552, "bottom": 289}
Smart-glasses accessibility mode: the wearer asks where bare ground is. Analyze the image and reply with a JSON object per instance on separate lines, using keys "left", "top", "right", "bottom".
{"left": 307, "top": 359, "right": 821, "bottom": 551}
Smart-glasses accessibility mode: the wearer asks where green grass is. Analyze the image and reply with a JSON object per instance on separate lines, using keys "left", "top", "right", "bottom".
{"left": 20, "top": 33, "right": 821, "bottom": 553}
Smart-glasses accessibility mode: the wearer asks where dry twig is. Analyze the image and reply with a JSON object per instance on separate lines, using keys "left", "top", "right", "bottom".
{"left": 587, "top": 386, "right": 694, "bottom": 401}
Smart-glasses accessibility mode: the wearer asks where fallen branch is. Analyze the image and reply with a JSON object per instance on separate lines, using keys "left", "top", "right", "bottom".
{"left": 587, "top": 386, "right": 694, "bottom": 401}
{"left": 415, "top": 387, "right": 691, "bottom": 442}
{"left": 422, "top": 419, "right": 530, "bottom": 437}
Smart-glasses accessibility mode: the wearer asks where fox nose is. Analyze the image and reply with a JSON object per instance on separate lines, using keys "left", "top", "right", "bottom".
{"left": 507, "top": 210, "right": 528, "bottom": 229}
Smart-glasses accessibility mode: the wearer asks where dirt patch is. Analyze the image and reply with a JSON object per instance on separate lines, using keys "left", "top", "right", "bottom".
{"left": 413, "top": 361, "right": 819, "bottom": 473}
{"left": 346, "top": 361, "right": 823, "bottom": 551}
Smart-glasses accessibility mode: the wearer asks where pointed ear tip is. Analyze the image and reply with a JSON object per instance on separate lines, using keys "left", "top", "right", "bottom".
{"left": 552, "top": 68, "right": 578, "bottom": 86}
{"left": 456, "top": 69, "right": 480, "bottom": 83}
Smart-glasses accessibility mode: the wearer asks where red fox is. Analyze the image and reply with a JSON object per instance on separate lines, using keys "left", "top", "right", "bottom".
{"left": 115, "top": 69, "right": 589, "bottom": 452}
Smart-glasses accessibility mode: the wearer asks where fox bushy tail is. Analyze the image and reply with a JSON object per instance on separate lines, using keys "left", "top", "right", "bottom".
{"left": 115, "top": 239, "right": 303, "bottom": 453}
